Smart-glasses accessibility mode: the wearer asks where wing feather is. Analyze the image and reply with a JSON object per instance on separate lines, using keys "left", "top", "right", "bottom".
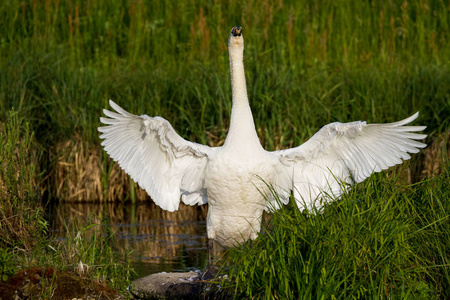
{"left": 99, "top": 100, "right": 217, "bottom": 211}
{"left": 271, "top": 113, "right": 426, "bottom": 211}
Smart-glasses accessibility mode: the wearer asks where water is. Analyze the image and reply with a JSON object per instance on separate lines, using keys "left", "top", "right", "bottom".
{"left": 48, "top": 202, "right": 209, "bottom": 278}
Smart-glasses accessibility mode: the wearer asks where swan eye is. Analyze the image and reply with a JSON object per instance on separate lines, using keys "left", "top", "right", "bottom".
{"left": 231, "top": 26, "right": 242, "bottom": 37}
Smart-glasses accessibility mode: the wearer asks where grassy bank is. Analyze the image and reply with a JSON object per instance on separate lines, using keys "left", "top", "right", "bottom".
{"left": 225, "top": 165, "right": 450, "bottom": 299}
{"left": 0, "top": 112, "right": 134, "bottom": 298}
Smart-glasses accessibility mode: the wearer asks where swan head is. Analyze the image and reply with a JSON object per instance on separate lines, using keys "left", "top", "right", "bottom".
{"left": 228, "top": 26, "right": 244, "bottom": 58}
{"left": 231, "top": 26, "right": 242, "bottom": 37}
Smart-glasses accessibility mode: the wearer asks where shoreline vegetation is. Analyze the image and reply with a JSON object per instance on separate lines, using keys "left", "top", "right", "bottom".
{"left": 0, "top": 111, "right": 134, "bottom": 299}
{"left": 1, "top": 0, "right": 449, "bottom": 201}
{"left": 2, "top": 0, "right": 449, "bottom": 203}
{"left": 1, "top": 0, "right": 449, "bottom": 298}
{"left": 225, "top": 166, "right": 450, "bottom": 299}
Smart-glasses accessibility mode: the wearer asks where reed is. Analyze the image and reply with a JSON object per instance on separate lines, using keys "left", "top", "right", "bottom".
{"left": 0, "top": 112, "right": 134, "bottom": 297}
{"left": 0, "top": 110, "right": 46, "bottom": 250}
{"left": 1, "top": 0, "right": 449, "bottom": 200}
{"left": 53, "top": 132, "right": 150, "bottom": 202}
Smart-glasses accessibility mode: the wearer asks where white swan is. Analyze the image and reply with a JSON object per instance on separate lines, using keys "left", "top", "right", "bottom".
{"left": 99, "top": 26, "right": 426, "bottom": 275}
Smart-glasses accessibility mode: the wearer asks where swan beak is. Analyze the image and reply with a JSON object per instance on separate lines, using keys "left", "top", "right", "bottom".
{"left": 231, "top": 26, "right": 242, "bottom": 37}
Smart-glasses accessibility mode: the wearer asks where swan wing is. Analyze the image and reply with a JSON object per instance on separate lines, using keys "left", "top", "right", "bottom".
{"left": 270, "top": 113, "right": 426, "bottom": 211}
{"left": 98, "top": 100, "right": 216, "bottom": 211}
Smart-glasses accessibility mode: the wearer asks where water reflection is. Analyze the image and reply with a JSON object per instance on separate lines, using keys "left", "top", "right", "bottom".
{"left": 48, "top": 202, "right": 209, "bottom": 278}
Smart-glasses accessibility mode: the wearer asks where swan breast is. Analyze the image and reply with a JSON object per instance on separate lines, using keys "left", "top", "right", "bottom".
{"left": 205, "top": 148, "right": 275, "bottom": 247}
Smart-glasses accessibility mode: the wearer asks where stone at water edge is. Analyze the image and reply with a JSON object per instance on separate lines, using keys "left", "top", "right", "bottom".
{"left": 129, "top": 271, "right": 200, "bottom": 299}
{"left": 129, "top": 271, "right": 225, "bottom": 300}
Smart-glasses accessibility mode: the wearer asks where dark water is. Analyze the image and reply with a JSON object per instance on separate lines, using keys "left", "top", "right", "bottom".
{"left": 48, "top": 202, "right": 209, "bottom": 278}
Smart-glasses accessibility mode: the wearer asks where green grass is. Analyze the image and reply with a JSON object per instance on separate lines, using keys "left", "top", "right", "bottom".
{"left": 1, "top": 219, "right": 136, "bottom": 297}
{"left": 0, "top": 111, "right": 134, "bottom": 297}
{"left": 0, "top": 0, "right": 449, "bottom": 149}
{"left": 29, "top": 217, "right": 136, "bottom": 291}
{"left": 0, "top": 109, "right": 46, "bottom": 250}
{"left": 224, "top": 166, "right": 450, "bottom": 299}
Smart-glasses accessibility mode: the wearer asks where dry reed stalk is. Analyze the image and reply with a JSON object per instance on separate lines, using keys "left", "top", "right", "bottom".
{"left": 0, "top": 169, "right": 4, "bottom": 199}
{"left": 421, "top": 132, "right": 449, "bottom": 178}
{"left": 54, "top": 134, "right": 103, "bottom": 201}
{"left": 206, "top": 127, "right": 226, "bottom": 147}
{"left": 104, "top": 157, "right": 149, "bottom": 202}
{"left": 103, "top": 159, "right": 128, "bottom": 202}
{"left": 54, "top": 133, "right": 151, "bottom": 202}
{"left": 387, "top": 132, "right": 448, "bottom": 185}
{"left": 53, "top": 129, "right": 444, "bottom": 203}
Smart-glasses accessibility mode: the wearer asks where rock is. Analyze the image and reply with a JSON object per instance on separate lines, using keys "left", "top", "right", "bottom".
{"left": 129, "top": 271, "right": 227, "bottom": 300}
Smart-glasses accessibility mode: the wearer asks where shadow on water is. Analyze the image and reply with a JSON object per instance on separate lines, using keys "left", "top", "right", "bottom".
{"left": 48, "top": 201, "right": 209, "bottom": 278}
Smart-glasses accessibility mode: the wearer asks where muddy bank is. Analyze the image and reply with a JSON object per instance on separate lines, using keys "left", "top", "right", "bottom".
{"left": 0, "top": 267, "right": 123, "bottom": 300}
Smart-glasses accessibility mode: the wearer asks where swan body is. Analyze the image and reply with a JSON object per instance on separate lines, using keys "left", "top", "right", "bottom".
{"left": 99, "top": 26, "right": 427, "bottom": 249}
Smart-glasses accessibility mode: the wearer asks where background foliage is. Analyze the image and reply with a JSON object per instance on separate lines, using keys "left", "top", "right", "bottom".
{"left": 1, "top": 0, "right": 449, "bottom": 148}
{"left": 0, "top": 0, "right": 449, "bottom": 298}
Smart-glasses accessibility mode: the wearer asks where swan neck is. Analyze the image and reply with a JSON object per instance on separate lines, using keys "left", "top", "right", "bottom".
{"left": 230, "top": 56, "right": 248, "bottom": 107}
{"left": 226, "top": 49, "right": 261, "bottom": 149}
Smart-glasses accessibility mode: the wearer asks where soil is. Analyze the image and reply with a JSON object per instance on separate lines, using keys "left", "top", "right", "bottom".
{"left": 0, "top": 267, "right": 124, "bottom": 300}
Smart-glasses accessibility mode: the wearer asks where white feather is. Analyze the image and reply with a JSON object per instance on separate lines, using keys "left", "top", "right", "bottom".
{"left": 99, "top": 26, "right": 427, "bottom": 248}
{"left": 271, "top": 114, "right": 426, "bottom": 211}
{"left": 99, "top": 100, "right": 216, "bottom": 212}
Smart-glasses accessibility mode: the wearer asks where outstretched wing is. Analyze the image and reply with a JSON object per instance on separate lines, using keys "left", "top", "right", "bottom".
{"left": 270, "top": 113, "right": 427, "bottom": 211}
{"left": 98, "top": 100, "right": 217, "bottom": 211}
